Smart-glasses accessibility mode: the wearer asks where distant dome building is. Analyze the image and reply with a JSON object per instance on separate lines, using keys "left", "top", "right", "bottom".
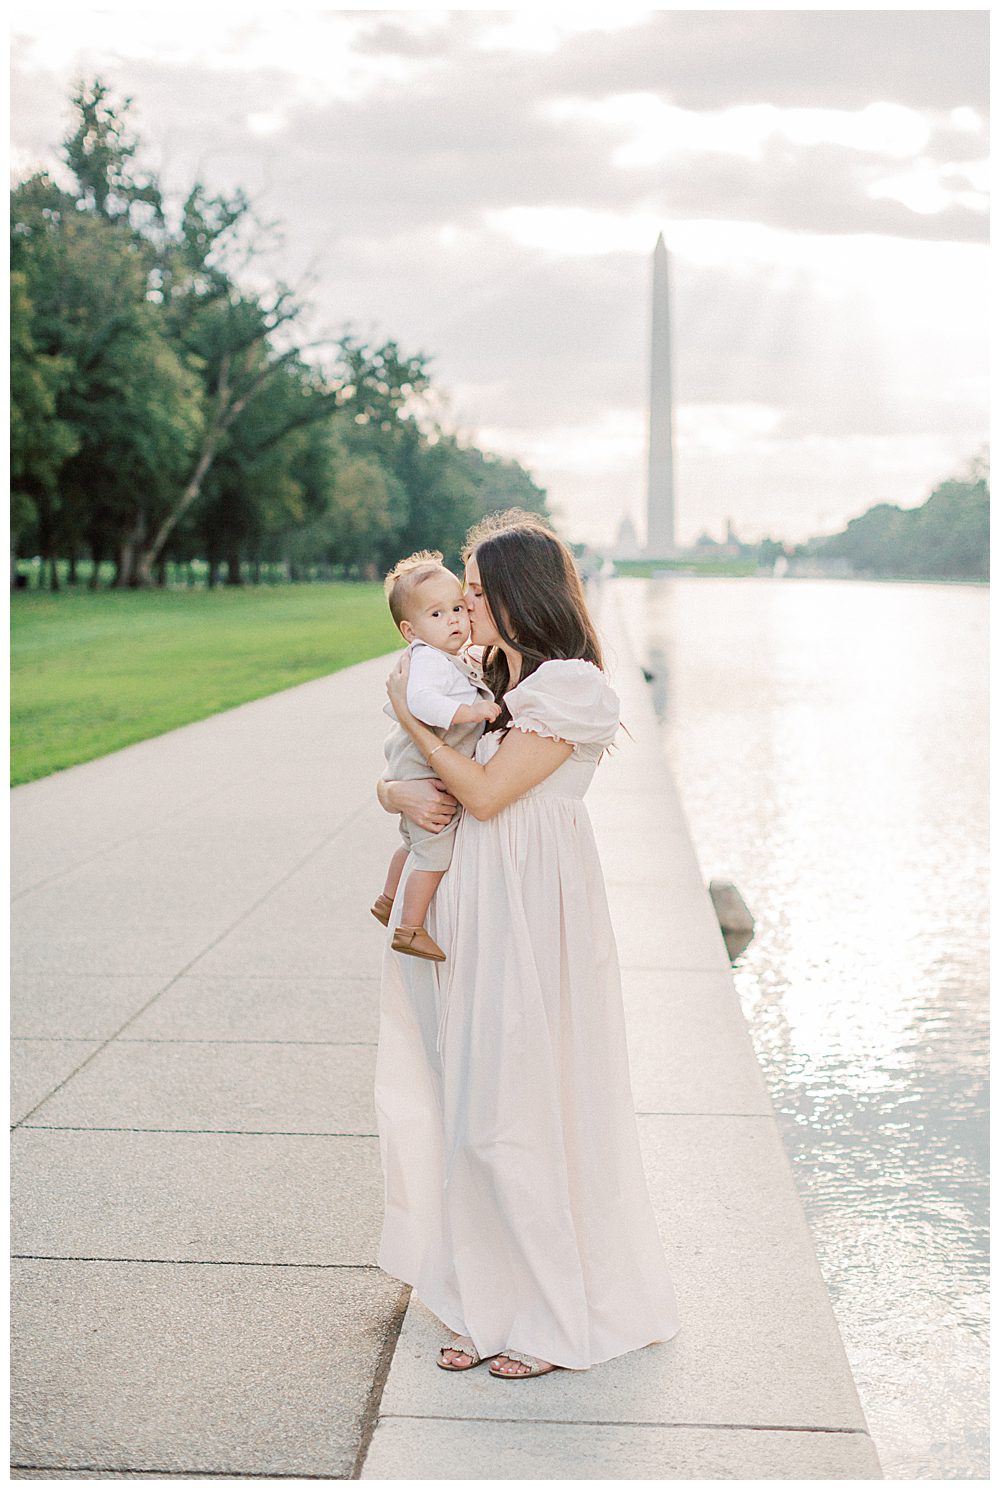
{"left": 614, "top": 513, "right": 641, "bottom": 560}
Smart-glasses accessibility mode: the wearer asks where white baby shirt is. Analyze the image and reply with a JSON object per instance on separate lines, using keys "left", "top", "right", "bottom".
{"left": 405, "top": 638, "right": 481, "bottom": 727}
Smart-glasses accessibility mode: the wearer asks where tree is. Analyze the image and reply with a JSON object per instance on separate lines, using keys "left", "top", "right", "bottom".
{"left": 814, "top": 457, "right": 989, "bottom": 580}
{"left": 61, "top": 79, "right": 163, "bottom": 229}
{"left": 281, "top": 430, "right": 404, "bottom": 577}
{"left": 10, "top": 79, "right": 554, "bottom": 587}
{"left": 334, "top": 336, "right": 550, "bottom": 571}
{"left": 130, "top": 179, "right": 367, "bottom": 584}
{"left": 9, "top": 271, "right": 79, "bottom": 573}
{"left": 11, "top": 171, "right": 205, "bottom": 586}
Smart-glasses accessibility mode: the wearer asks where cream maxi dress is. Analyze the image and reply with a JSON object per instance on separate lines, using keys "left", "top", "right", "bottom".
{"left": 374, "top": 658, "right": 681, "bottom": 1370}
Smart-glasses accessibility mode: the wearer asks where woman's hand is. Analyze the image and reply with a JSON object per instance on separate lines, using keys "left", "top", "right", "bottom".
{"left": 380, "top": 777, "right": 459, "bottom": 832}
{"left": 386, "top": 651, "right": 413, "bottom": 723}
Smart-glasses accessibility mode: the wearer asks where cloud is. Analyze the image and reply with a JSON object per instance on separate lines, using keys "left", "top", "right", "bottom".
{"left": 351, "top": 14, "right": 475, "bottom": 60}
{"left": 11, "top": 11, "right": 988, "bottom": 280}
{"left": 83, "top": 59, "right": 983, "bottom": 253}
{"left": 539, "top": 10, "right": 989, "bottom": 112}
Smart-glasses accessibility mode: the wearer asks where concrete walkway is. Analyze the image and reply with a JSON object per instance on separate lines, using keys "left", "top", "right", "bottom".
{"left": 10, "top": 581, "right": 882, "bottom": 1479}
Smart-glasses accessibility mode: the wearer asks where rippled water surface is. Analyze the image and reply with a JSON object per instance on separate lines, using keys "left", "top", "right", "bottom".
{"left": 614, "top": 575, "right": 988, "bottom": 1481}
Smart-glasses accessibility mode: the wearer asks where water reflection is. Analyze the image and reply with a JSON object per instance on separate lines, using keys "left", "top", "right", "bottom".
{"left": 615, "top": 575, "right": 988, "bottom": 1481}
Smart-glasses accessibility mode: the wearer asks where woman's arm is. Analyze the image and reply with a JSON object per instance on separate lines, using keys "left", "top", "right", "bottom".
{"left": 376, "top": 776, "right": 459, "bottom": 831}
{"left": 436, "top": 726, "right": 573, "bottom": 821}
{"left": 387, "top": 655, "right": 571, "bottom": 821}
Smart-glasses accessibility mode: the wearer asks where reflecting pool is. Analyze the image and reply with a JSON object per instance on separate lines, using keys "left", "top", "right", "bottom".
{"left": 614, "top": 574, "right": 988, "bottom": 1480}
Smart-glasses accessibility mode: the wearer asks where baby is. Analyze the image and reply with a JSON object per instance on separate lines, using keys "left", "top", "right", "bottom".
{"left": 372, "top": 550, "right": 500, "bottom": 962}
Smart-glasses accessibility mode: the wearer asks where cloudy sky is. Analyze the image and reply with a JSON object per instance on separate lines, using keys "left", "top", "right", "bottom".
{"left": 10, "top": 4, "right": 990, "bottom": 547}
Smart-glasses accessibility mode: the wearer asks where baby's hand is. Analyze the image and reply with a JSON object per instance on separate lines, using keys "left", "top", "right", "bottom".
{"left": 451, "top": 698, "right": 503, "bottom": 725}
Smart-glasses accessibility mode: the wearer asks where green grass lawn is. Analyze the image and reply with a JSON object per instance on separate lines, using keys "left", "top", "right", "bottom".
{"left": 10, "top": 584, "right": 402, "bottom": 786}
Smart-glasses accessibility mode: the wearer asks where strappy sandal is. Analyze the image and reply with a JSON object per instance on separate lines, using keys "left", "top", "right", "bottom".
{"left": 437, "top": 1334, "right": 492, "bottom": 1371}
{"left": 488, "top": 1349, "right": 560, "bottom": 1379}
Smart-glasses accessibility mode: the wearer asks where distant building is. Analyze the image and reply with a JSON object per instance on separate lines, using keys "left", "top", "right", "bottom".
{"left": 614, "top": 513, "right": 642, "bottom": 560}
{"left": 723, "top": 517, "right": 742, "bottom": 554}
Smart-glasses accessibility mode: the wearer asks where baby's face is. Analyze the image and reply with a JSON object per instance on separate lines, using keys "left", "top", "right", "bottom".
{"left": 405, "top": 570, "right": 471, "bottom": 654}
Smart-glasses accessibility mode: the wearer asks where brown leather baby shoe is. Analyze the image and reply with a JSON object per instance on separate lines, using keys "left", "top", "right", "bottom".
{"left": 391, "top": 925, "right": 446, "bottom": 961}
{"left": 370, "top": 894, "right": 394, "bottom": 927}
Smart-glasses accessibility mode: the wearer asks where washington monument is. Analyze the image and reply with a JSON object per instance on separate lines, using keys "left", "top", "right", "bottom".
{"left": 646, "top": 233, "right": 676, "bottom": 557}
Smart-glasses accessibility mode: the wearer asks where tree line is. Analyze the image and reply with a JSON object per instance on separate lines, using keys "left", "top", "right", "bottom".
{"left": 11, "top": 81, "right": 549, "bottom": 590}
{"left": 804, "top": 453, "right": 989, "bottom": 580}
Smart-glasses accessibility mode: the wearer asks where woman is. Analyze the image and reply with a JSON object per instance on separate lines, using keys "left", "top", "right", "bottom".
{"left": 375, "top": 510, "right": 680, "bottom": 1379}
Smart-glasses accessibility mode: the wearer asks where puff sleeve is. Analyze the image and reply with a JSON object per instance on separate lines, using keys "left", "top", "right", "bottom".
{"left": 505, "top": 659, "right": 620, "bottom": 751}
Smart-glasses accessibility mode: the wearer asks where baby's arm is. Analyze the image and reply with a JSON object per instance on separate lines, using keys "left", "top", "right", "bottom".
{"left": 407, "top": 649, "right": 468, "bottom": 728}
{"left": 407, "top": 648, "right": 499, "bottom": 728}
{"left": 452, "top": 699, "right": 502, "bottom": 725}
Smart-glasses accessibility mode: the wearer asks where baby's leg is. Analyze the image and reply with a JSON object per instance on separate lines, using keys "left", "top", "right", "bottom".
{"left": 382, "top": 846, "right": 409, "bottom": 901}
{"left": 400, "top": 868, "right": 446, "bottom": 929}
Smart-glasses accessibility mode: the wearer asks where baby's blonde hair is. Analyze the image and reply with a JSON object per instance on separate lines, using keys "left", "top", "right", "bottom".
{"left": 384, "top": 549, "right": 450, "bottom": 629}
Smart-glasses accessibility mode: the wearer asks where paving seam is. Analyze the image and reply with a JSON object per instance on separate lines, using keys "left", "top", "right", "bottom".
{"left": 113, "top": 1038, "right": 379, "bottom": 1046}
{"left": 15, "top": 1036, "right": 378, "bottom": 1045}
{"left": 619, "top": 964, "right": 749, "bottom": 973}
{"left": 635, "top": 1110, "right": 773, "bottom": 1118}
{"left": 10, "top": 1467, "right": 343, "bottom": 1480}
{"left": 112, "top": 972, "right": 379, "bottom": 982}
{"left": 376, "top": 1413, "right": 875, "bottom": 1435}
{"left": 12, "top": 973, "right": 181, "bottom": 979}
{"left": 11, "top": 1047, "right": 115, "bottom": 1134}
{"left": 12, "top": 1255, "right": 383, "bottom": 1268}
{"left": 11, "top": 1121, "right": 384, "bottom": 1137}
{"left": 351, "top": 1286, "right": 412, "bottom": 1479}
{"left": 10, "top": 797, "right": 374, "bottom": 1130}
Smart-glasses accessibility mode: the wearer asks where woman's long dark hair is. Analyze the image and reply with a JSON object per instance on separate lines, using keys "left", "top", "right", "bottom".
{"left": 462, "top": 510, "right": 604, "bottom": 732}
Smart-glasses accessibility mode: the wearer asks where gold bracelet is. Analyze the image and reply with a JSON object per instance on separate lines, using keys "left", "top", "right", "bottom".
{"left": 427, "top": 743, "right": 446, "bottom": 761}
